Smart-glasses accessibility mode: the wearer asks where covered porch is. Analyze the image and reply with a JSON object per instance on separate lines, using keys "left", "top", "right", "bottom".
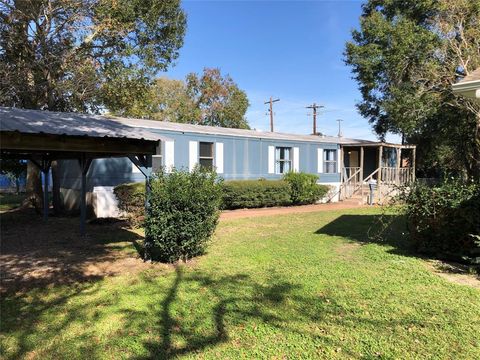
{"left": 339, "top": 142, "right": 416, "bottom": 203}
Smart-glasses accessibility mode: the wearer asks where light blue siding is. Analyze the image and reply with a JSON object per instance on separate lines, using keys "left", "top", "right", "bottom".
{"left": 58, "top": 128, "right": 341, "bottom": 192}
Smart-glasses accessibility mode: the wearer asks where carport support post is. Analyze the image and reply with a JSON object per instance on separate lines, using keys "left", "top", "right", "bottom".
{"left": 30, "top": 158, "right": 51, "bottom": 222}
{"left": 78, "top": 155, "right": 92, "bottom": 236}
{"left": 128, "top": 155, "right": 153, "bottom": 260}
{"left": 41, "top": 160, "right": 52, "bottom": 222}
{"left": 43, "top": 167, "right": 49, "bottom": 222}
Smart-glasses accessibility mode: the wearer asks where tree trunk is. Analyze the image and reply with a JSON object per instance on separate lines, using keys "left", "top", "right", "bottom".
{"left": 25, "top": 160, "right": 43, "bottom": 213}
{"left": 51, "top": 161, "right": 63, "bottom": 215}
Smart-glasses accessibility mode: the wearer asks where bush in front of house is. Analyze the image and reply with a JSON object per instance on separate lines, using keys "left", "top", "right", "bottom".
{"left": 145, "top": 167, "right": 223, "bottom": 262}
{"left": 221, "top": 179, "right": 292, "bottom": 209}
{"left": 401, "top": 179, "right": 480, "bottom": 264}
{"left": 283, "top": 171, "right": 329, "bottom": 205}
{"left": 113, "top": 182, "right": 145, "bottom": 227}
{"left": 115, "top": 172, "right": 331, "bottom": 224}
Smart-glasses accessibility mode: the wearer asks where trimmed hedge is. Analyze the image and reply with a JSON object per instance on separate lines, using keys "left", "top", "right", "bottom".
{"left": 283, "top": 171, "right": 329, "bottom": 205}
{"left": 145, "top": 168, "right": 223, "bottom": 262}
{"left": 222, "top": 180, "right": 292, "bottom": 209}
{"left": 115, "top": 174, "right": 331, "bottom": 220}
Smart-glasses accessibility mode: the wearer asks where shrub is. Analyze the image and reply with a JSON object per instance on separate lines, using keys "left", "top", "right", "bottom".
{"left": 221, "top": 180, "right": 292, "bottom": 209}
{"left": 145, "top": 167, "right": 223, "bottom": 262}
{"left": 113, "top": 182, "right": 145, "bottom": 227}
{"left": 402, "top": 179, "right": 480, "bottom": 263}
{"left": 283, "top": 171, "right": 329, "bottom": 205}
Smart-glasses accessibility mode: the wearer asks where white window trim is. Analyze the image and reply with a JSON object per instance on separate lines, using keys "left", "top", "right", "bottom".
{"left": 323, "top": 149, "right": 338, "bottom": 174}
{"left": 198, "top": 141, "right": 215, "bottom": 169}
{"left": 268, "top": 146, "right": 275, "bottom": 174}
{"left": 337, "top": 148, "right": 342, "bottom": 174}
{"left": 293, "top": 147, "right": 299, "bottom": 172}
{"left": 215, "top": 142, "right": 224, "bottom": 174}
{"left": 164, "top": 140, "right": 174, "bottom": 173}
{"left": 275, "top": 146, "right": 293, "bottom": 174}
{"left": 317, "top": 148, "right": 324, "bottom": 173}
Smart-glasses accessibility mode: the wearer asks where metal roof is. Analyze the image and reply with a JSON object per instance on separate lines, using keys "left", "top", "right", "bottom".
{"left": 0, "top": 107, "right": 168, "bottom": 142}
{"left": 0, "top": 107, "right": 395, "bottom": 146}
{"left": 113, "top": 116, "right": 377, "bottom": 145}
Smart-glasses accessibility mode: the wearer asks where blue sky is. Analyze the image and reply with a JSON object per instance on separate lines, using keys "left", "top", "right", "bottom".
{"left": 165, "top": 0, "right": 394, "bottom": 141}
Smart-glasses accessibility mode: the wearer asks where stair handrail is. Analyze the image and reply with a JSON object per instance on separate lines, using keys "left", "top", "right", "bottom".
{"left": 362, "top": 168, "right": 379, "bottom": 184}
{"left": 326, "top": 167, "right": 361, "bottom": 203}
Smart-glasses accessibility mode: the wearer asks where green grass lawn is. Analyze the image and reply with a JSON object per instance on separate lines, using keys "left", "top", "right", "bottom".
{"left": 1, "top": 207, "right": 479, "bottom": 359}
{"left": 0, "top": 193, "right": 25, "bottom": 211}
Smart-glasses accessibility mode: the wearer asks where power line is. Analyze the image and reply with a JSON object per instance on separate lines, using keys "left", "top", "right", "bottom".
{"left": 306, "top": 103, "right": 324, "bottom": 135}
{"left": 264, "top": 97, "right": 280, "bottom": 132}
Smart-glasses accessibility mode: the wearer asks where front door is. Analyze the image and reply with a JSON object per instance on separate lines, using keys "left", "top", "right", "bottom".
{"left": 349, "top": 151, "right": 359, "bottom": 168}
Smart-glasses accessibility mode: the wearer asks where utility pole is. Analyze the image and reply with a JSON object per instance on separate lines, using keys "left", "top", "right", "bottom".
{"left": 306, "top": 103, "right": 324, "bottom": 135}
{"left": 264, "top": 97, "right": 280, "bottom": 132}
{"left": 336, "top": 119, "right": 344, "bottom": 138}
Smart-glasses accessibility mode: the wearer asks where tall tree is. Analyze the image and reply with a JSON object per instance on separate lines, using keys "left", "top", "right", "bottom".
{"left": 186, "top": 68, "right": 250, "bottom": 129}
{"left": 109, "top": 68, "right": 251, "bottom": 129}
{"left": 109, "top": 77, "right": 197, "bottom": 122}
{"left": 345, "top": 0, "right": 480, "bottom": 178}
{"left": 0, "top": 0, "right": 186, "bottom": 211}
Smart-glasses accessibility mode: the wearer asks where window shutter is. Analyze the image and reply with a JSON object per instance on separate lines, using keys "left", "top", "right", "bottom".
{"left": 215, "top": 142, "right": 224, "bottom": 174}
{"left": 268, "top": 146, "right": 275, "bottom": 174}
{"left": 317, "top": 148, "right": 324, "bottom": 173}
{"left": 189, "top": 141, "right": 198, "bottom": 171}
{"left": 293, "top": 147, "right": 299, "bottom": 172}
{"left": 164, "top": 140, "right": 175, "bottom": 173}
{"left": 337, "top": 148, "right": 341, "bottom": 173}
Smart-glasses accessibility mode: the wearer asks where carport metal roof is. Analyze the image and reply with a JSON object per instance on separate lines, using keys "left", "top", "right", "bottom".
{"left": 0, "top": 107, "right": 163, "bottom": 235}
{"left": 0, "top": 107, "right": 169, "bottom": 157}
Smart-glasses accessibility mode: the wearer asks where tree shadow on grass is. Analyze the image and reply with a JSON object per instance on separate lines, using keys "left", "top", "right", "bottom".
{"left": 0, "top": 208, "right": 144, "bottom": 294}
{"left": 134, "top": 267, "right": 409, "bottom": 359}
{"left": 0, "top": 282, "right": 106, "bottom": 359}
{"left": 315, "top": 214, "right": 415, "bottom": 257}
{"left": 1, "top": 262, "right": 449, "bottom": 359}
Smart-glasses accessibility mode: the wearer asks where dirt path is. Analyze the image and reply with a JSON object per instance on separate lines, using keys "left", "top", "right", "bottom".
{"left": 220, "top": 202, "right": 368, "bottom": 220}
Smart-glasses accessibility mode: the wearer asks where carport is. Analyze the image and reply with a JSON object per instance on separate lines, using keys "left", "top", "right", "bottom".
{"left": 0, "top": 107, "right": 164, "bottom": 235}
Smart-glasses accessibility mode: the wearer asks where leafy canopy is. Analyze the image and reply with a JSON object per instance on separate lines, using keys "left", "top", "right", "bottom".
{"left": 110, "top": 68, "right": 251, "bottom": 129}
{"left": 0, "top": 0, "right": 187, "bottom": 112}
{"left": 345, "top": 0, "right": 480, "bottom": 178}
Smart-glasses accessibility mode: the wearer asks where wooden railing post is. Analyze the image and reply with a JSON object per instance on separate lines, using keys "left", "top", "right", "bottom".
{"left": 360, "top": 147, "right": 364, "bottom": 202}
{"left": 396, "top": 147, "right": 401, "bottom": 185}
{"left": 412, "top": 147, "right": 416, "bottom": 182}
{"left": 378, "top": 145, "right": 383, "bottom": 203}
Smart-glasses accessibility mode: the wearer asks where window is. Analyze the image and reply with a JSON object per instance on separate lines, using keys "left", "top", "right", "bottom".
{"left": 324, "top": 149, "right": 337, "bottom": 173}
{"left": 275, "top": 147, "right": 292, "bottom": 174}
{"left": 199, "top": 142, "right": 214, "bottom": 170}
{"left": 152, "top": 142, "right": 163, "bottom": 172}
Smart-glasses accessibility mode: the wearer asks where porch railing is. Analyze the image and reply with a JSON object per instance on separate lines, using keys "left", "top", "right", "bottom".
{"left": 381, "top": 167, "right": 414, "bottom": 185}
{"left": 339, "top": 167, "right": 361, "bottom": 201}
{"left": 331, "top": 166, "right": 415, "bottom": 204}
